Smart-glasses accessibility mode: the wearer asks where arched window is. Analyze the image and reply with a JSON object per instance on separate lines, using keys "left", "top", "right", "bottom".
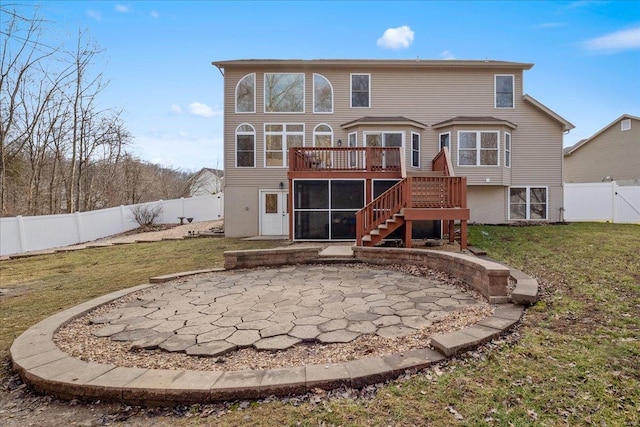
{"left": 313, "top": 124, "right": 333, "bottom": 147}
{"left": 313, "top": 74, "right": 333, "bottom": 113}
{"left": 236, "top": 124, "right": 255, "bottom": 167}
{"left": 236, "top": 74, "right": 255, "bottom": 113}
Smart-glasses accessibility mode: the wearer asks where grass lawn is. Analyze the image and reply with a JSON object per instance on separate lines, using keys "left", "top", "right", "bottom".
{"left": 1, "top": 223, "right": 639, "bottom": 426}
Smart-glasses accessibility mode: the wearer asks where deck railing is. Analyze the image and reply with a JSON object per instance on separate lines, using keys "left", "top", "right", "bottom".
{"left": 289, "top": 147, "right": 401, "bottom": 172}
{"left": 355, "top": 176, "right": 467, "bottom": 244}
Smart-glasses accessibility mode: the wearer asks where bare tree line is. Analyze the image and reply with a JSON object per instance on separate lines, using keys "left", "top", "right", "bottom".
{"left": 1, "top": 5, "right": 191, "bottom": 217}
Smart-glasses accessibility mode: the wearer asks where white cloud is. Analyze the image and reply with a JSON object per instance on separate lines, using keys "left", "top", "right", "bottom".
{"left": 440, "top": 50, "right": 455, "bottom": 60}
{"left": 377, "top": 25, "right": 415, "bottom": 50}
{"left": 87, "top": 10, "right": 102, "bottom": 21}
{"left": 189, "top": 102, "right": 222, "bottom": 118}
{"left": 583, "top": 27, "right": 640, "bottom": 52}
{"left": 115, "top": 4, "right": 130, "bottom": 13}
{"left": 170, "top": 104, "right": 182, "bottom": 114}
{"left": 150, "top": 10, "right": 159, "bottom": 19}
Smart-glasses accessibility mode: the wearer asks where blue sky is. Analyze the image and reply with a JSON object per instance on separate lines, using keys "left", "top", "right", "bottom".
{"left": 9, "top": 1, "right": 640, "bottom": 171}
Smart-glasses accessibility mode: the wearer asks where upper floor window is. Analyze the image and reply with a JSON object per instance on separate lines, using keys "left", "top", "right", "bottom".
{"left": 236, "top": 124, "right": 255, "bottom": 167}
{"left": 495, "top": 75, "right": 514, "bottom": 108}
{"left": 264, "top": 73, "right": 304, "bottom": 113}
{"left": 265, "top": 123, "right": 304, "bottom": 167}
{"left": 313, "top": 74, "right": 333, "bottom": 113}
{"left": 504, "top": 132, "right": 511, "bottom": 168}
{"left": 411, "top": 132, "right": 420, "bottom": 168}
{"left": 439, "top": 132, "right": 451, "bottom": 151}
{"left": 621, "top": 119, "right": 631, "bottom": 131}
{"left": 458, "top": 131, "right": 499, "bottom": 166}
{"left": 236, "top": 74, "right": 255, "bottom": 113}
{"left": 351, "top": 74, "right": 370, "bottom": 108}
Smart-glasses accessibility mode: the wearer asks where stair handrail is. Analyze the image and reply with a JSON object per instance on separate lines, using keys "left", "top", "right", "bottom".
{"left": 355, "top": 178, "right": 408, "bottom": 245}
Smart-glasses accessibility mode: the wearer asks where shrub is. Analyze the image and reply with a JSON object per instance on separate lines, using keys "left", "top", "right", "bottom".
{"left": 130, "top": 204, "right": 162, "bottom": 226}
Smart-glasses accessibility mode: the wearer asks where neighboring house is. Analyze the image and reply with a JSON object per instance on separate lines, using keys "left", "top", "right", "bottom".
{"left": 189, "top": 168, "right": 224, "bottom": 197}
{"left": 211, "top": 59, "right": 573, "bottom": 246}
{"left": 564, "top": 114, "right": 640, "bottom": 185}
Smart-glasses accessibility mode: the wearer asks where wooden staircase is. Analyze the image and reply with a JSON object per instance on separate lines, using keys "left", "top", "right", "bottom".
{"left": 355, "top": 149, "right": 469, "bottom": 249}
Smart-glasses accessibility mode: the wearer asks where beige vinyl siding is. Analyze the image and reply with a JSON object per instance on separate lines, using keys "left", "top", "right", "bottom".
{"left": 564, "top": 118, "right": 640, "bottom": 183}
{"left": 218, "top": 61, "right": 567, "bottom": 231}
{"left": 467, "top": 186, "right": 507, "bottom": 223}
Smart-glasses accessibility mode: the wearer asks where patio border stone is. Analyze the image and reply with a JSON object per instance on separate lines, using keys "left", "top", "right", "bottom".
{"left": 11, "top": 246, "right": 538, "bottom": 406}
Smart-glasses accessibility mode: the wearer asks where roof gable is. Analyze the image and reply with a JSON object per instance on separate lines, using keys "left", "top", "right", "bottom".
{"left": 564, "top": 114, "right": 640, "bottom": 156}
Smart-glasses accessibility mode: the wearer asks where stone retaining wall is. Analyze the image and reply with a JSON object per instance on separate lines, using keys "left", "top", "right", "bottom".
{"left": 352, "top": 247, "right": 510, "bottom": 304}
{"left": 224, "top": 246, "right": 322, "bottom": 269}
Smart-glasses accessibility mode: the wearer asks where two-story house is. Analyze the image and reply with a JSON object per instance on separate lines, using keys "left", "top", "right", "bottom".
{"left": 211, "top": 59, "right": 573, "bottom": 248}
{"left": 564, "top": 114, "right": 640, "bottom": 185}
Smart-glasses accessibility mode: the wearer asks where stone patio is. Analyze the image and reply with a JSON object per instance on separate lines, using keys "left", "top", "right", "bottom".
{"left": 90, "top": 265, "right": 482, "bottom": 356}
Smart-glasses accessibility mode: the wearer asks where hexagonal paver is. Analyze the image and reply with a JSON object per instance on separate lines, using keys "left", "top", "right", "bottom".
{"left": 254, "top": 335, "right": 302, "bottom": 351}
{"left": 186, "top": 341, "right": 237, "bottom": 357}
{"left": 213, "top": 316, "right": 242, "bottom": 327}
{"left": 197, "top": 327, "right": 236, "bottom": 343}
{"left": 401, "top": 316, "right": 433, "bottom": 330}
{"left": 260, "top": 322, "right": 294, "bottom": 338}
{"left": 288, "top": 325, "right": 321, "bottom": 340}
{"left": 177, "top": 323, "right": 217, "bottom": 335}
{"left": 317, "top": 330, "right": 360, "bottom": 343}
{"left": 318, "top": 319, "right": 349, "bottom": 332}
{"left": 373, "top": 315, "right": 401, "bottom": 327}
{"left": 346, "top": 312, "right": 379, "bottom": 321}
{"left": 347, "top": 320, "right": 377, "bottom": 334}
{"left": 159, "top": 334, "right": 197, "bottom": 352}
{"left": 236, "top": 320, "right": 276, "bottom": 330}
{"left": 226, "top": 329, "right": 261, "bottom": 347}
{"left": 292, "top": 315, "right": 328, "bottom": 326}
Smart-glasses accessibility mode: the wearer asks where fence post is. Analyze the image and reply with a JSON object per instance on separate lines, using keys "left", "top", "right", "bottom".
{"left": 181, "top": 197, "right": 185, "bottom": 218}
{"left": 75, "top": 211, "right": 83, "bottom": 243}
{"left": 120, "top": 205, "right": 126, "bottom": 232}
{"left": 158, "top": 200, "right": 165, "bottom": 224}
{"left": 16, "top": 215, "right": 26, "bottom": 253}
{"left": 611, "top": 181, "right": 617, "bottom": 223}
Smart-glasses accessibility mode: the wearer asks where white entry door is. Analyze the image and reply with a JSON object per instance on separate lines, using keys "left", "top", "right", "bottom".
{"left": 260, "top": 190, "right": 289, "bottom": 235}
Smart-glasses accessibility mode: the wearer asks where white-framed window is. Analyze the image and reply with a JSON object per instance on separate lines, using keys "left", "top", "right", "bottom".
{"left": 351, "top": 73, "right": 370, "bottom": 108}
{"left": 313, "top": 124, "right": 333, "bottom": 147}
{"left": 264, "top": 73, "right": 304, "bottom": 113}
{"left": 235, "top": 124, "right": 255, "bottom": 167}
{"left": 457, "top": 131, "right": 499, "bottom": 166}
{"left": 348, "top": 131, "right": 357, "bottom": 167}
{"left": 235, "top": 73, "right": 255, "bottom": 113}
{"left": 495, "top": 74, "right": 514, "bottom": 108}
{"left": 509, "top": 187, "right": 548, "bottom": 220}
{"left": 264, "top": 123, "right": 304, "bottom": 167}
{"left": 621, "top": 119, "right": 631, "bottom": 131}
{"left": 439, "top": 132, "right": 451, "bottom": 151}
{"left": 313, "top": 74, "right": 333, "bottom": 113}
{"left": 411, "top": 132, "right": 420, "bottom": 168}
{"left": 504, "top": 132, "right": 511, "bottom": 168}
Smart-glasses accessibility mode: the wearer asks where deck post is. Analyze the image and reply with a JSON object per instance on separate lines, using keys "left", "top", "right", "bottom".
{"left": 448, "top": 220, "right": 455, "bottom": 243}
{"left": 460, "top": 220, "right": 467, "bottom": 249}
{"left": 404, "top": 220, "right": 412, "bottom": 248}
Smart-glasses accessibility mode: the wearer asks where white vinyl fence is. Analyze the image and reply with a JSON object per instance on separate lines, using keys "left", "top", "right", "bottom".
{"left": 564, "top": 182, "right": 640, "bottom": 224}
{"left": 0, "top": 194, "right": 224, "bottom": 256}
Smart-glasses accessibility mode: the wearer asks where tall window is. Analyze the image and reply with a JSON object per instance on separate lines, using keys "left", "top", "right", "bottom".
{"left": 313, "top": 74, "right": 333, "bottom": 113}
{"left": 510, "top": 187, "right": 547, "bottom": 220}
{"left": 458, "top": 131, "right": 499, "bottom": 166}
{"left": 313, "top": 124, "right": 333, "bottom": 147}
{"left": 264, "top": 73, "right": 304, "bottom": 113}
{"left": 235, "top": 74, "right": 255, "bottom": 113}
{"left": 504, "top": 132, "right": 511, "bottom": 168}
{"left": 411, "top": 132, "right": 420, "bottom": 168}
{"left": 495, "top": 75, "right": 514, "bottom": 108}
{"left": 265, "top": 124, "right": 304, "bottom": 167}
{"left": 621, "top": 119, "right": 631, "bottom": 131}
{"left": 439, "top": 132, "right": 451, "bottom": 151}
{"left": 351, "top": 74, "right": 370, "bottom": 108}
{"left": 236, "top": 124, "right": 255, "bottom": 167}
